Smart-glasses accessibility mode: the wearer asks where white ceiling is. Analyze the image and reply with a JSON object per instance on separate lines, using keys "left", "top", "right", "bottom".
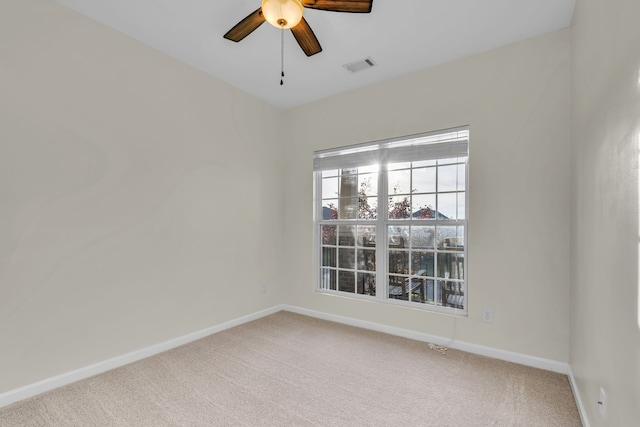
{"left": 52, "top": 0, "right": 576, "bottom": 109}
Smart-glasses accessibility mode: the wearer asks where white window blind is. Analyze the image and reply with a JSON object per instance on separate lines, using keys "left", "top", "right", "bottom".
{"left": 314, "top": 128, "right": 469, "bottom": 171}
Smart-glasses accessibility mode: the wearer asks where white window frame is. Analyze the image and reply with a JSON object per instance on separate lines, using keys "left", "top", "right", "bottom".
{"left": 313, "top": 126, "right": 469, "bottom": 316}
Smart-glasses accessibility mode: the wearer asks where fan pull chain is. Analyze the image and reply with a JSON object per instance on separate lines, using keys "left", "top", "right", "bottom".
{"left": 280, "top": 27, "right": 285, "bottom": 86}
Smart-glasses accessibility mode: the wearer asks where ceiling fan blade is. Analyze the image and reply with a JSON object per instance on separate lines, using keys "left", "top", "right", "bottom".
{"left": 290, "top": 17, "right": 322, "bottom": 57}
{"left": 223, "top": 8, "right": 266, "bottom": 42}
{"left": 301, "top": 0, "right": 373, "bottom": 13}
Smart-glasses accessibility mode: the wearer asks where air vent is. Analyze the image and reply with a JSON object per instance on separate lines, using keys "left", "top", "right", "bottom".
{"left": 343, "top": 57, "right": 376, "bottom": 73}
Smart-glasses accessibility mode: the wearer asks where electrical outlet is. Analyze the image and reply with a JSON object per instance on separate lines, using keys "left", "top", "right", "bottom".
{"left": 482, "top": 308, "right": 493, "bottom": 323}
{"left": 598, "top": 387, "right": 607, "bottom": 418}
{"left": 260, "top": 283, "right": 267, "bottom": 294}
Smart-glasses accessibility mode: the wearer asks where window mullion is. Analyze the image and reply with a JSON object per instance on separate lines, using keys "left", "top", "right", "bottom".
{"left": 377, "top": 163, "right": 387, "bottom": 300}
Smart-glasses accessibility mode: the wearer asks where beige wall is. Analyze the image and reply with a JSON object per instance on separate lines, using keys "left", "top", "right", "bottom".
{"left": 282, "top": 30, "right": 572, "bottom": 362}
{"left": 0, "top": 1, "right": 284, "bottom": 393}
{"left": 571, "top": 0, "right": 640, "bottom": 424}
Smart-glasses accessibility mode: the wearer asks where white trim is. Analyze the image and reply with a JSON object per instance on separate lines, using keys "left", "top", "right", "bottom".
{"left": 281, "top": 305, "right": 569, "bottom": 374}
{"left": 568, "top": 365, "right": 591, "bottom": 427}
{"left": 0, "top": 306, "right": 282, "bottom": 409}
{"left": 1, "top": 304, "right": 573, "bottom": 410}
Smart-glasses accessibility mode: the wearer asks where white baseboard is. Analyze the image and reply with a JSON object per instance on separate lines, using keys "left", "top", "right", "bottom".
{"left": 281, "top": 305, "right": 569, "bottom": 375}
{"left": 568, "top": 365, "right": 590, "bottom": 427}
{"left": 0, "top": 305, "right": 282, "bottom": 409}
{"left": 1, "top": 304, "right": 572, "bottom": 410}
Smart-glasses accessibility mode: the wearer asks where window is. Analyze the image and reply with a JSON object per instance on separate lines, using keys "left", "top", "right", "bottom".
{"left": 314, "top": 127, "right": 469, "bottom": 314}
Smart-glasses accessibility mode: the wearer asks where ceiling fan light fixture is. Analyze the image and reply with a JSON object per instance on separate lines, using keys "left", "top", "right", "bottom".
{"left": 261, "top": 0, "right": 304, "bottom": 29}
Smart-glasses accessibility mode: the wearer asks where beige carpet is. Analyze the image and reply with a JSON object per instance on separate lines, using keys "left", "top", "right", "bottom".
{"left": 0, "top": 311, "right": 581, "bottom": 426}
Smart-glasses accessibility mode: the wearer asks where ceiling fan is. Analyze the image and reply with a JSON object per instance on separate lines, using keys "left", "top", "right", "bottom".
{"left": 223, "top": 0, "right": 374, "bottom": 57}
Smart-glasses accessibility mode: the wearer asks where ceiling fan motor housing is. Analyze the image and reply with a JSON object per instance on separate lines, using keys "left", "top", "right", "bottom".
{"left": 262, "top": 0, "right": 303, "bottom": 29}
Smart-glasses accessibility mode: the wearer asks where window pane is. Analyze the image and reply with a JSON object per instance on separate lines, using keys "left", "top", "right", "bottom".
{"left": 442, "top": 280, "right": 465, "bottom": 308}
{"left": 339, "top": 169, "right": 358, "bottom": 219}
{"left": 322, "top": 247, "right": 336, "bottom": 267}
{"left": 436, "top": 226, "right": 464, "bottom": 250}
{"left": 426, "top": 279, "right": 435, "bottom": 302}
{"left": 388, "top": 196, "right": 411, "bottom": 219}
{"left": 339, "top": 197, "right": 358, "bottom": 219}
{"left": 357, "top": 226, "right": 376, "bottom": 247}
{"left": 388, "top": 226, "right": 409, "bottom": 248}
{"left": 357, "top": 273, "right": 376, "bottom": 296}
{"left": 338, "top": 271, "right": 355, "bottom": 293}
{"left": 338, "top": 248, "right": 356, "bottom": 269}
{"left": 338, "top": 225, "right": 356, "bottom": 246}
{"left": 389, "top": 250, "right": 409, "bottom": 274}
{"left": 410, "top": 226, "right": 435, "bottom": 249}
{"left": 320, "top": 268, "right": 336, "bottom": 290}
{"left": 457, "top": 192, "right": 466, "bottom": 220}
{"left": 358, "top": 249, "right": 376, "bottom": 271}
{"left": 411, "top": 251, "right": 434, "bottom": 276}
{"left": 322, "top": 201, "right": 338, "bottom": 220}
{"left": 412, "top": 167, "right": 436, "bottom": 194}
{"left": 408, "top": 277, "right": 430, "bottom": 304}
{"left": 437, "top": 253, "right": 464, "bottom": 279}
{"left": 388, "top": 275, "right": 408, "bottom": 300}
{"left": 339, "top": 169, "right": 358, "bottom": 195}
{"left": 438, "top": 164, "right": 463, "bottom": 192}
{"left": 457, "top": 166, "right": 466, "bottom": 192}
{"left": 412, "top": 194, "right": 436, "bottom": 219}
{"left": 435, "top": 280, "right": 443, "bottom": 305}
{"left": 388, "top": 169, "right": 410, "bottom": 195}
{"left": 358, "top": 173, "right": 378, "bottom": 220}
{"left": 437, "top": 193, "right": 458, "bottom": 219}
{"left": 358, "top": 193, "right": 378, "bottom": 220}
{"left": 321, "top": 225, "right": 337, "bottom": 245}
{"left": 322, "top": 169, "right": 339, "bottom": 178}
{"left": 322, "top": 177, "right": 339, "bottom": 199}
{"left": 359, "top": 173, "right": 378, "bottom": 196}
